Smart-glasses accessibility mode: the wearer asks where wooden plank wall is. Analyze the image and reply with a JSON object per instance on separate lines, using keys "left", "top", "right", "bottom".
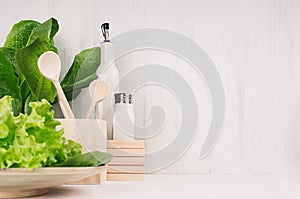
{"left": 1, "top": 0, "right": 300, "bottom": 173}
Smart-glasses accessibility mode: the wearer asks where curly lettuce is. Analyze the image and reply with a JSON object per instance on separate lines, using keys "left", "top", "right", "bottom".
{"left": 0, "top": 95, "right": 82, "bottom": 169}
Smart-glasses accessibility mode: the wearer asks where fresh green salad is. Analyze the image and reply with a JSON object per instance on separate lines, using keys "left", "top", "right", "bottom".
{"left": 0, "top": 95, "right": 113, "bottom": 169}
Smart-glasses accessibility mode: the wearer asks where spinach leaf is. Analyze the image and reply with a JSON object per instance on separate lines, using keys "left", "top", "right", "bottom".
{"left": 61, "top": 47, "right": 100, "bottom": 101}
{"left": 0, "top": 48, "right": 30, "bottom": 112}
{"left": 27, "top": 18, "right": 59, "bottom": 46}
{"left": 16, "top": 38, "right": 57, "bottom": 102}
{"left": 0, "top": 48, "right": 18, "bottom": 75}
{"left": 52, "top": 151, "right": 114, "bottom": 167}
{"left": 2, "top": 17, "right": 101, "bottom": 112}
{"left": 3, "top": 20, "right": 40, "bottom": 50}
{"left": 19, "top": 76, "right": 31, "bottom": 106}
{"left": 0, "top": 52, "right": 22, "bottom": 114}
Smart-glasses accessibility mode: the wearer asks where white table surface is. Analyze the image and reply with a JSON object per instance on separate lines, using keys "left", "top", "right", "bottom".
{"left": 30, "top": 174, "right": 300, "bottom": 199}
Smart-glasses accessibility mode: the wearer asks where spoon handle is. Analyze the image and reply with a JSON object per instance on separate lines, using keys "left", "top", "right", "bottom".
{"left": 53, "top": 81, "right": 75, "bottom": 119}
{"left": 53, "top": 82, "right": 87, "bottom": 152}
{"left": 85, "top": 103, "right": 95, "bottom": 119}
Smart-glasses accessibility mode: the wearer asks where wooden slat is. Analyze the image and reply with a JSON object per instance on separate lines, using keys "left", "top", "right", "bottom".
{"left": 109, "top": 157, "right": 145, "bottom": 165}
{"left": 70, "top": 168, "right": 107, "bottom": 185}
{"left": 107, "top": 165, "right": 144, "bottom": 174}
{"left": 107, "top": 140, "right": 144, "bottom": 149}
{"left": 108, "top": 148, "right": 145, "bottom": 157}
{"left": 107, "top": 140, "right": 145, "bottom": 181}
{"left": 107, "top": 174, "right": 144, "bottom": 181}
{"left": 71, "top": 174, "right": 101, "bottom": 185}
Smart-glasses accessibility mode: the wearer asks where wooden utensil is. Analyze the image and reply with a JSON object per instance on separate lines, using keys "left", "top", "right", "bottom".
{"left": 38, "top": 51, "right": 75, "bottom": 119}
{"left": 85, "top": 79, "right": 109, "bottom": 119}
{"left": 38, "top": 51, "right": 86, "bottom": 152}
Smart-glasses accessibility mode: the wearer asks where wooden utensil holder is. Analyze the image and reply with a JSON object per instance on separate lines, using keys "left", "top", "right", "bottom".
{"left": 57, "top": 119, "right": 107, "bottom": 184}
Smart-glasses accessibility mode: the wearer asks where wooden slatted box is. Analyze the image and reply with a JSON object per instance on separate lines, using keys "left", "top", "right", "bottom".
{"left": 107, "top": 140, "right": 145, "bottom": 181}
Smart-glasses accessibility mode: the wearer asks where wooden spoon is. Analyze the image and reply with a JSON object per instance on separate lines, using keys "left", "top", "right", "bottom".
{"left": 38, "top": 51, "right": 87, "bottom": 152}
{"left": 85, "top": 79, "right": 109, "bottom": 119}
{"left": 38, "top": 51, "right": 75, "bottom": 119}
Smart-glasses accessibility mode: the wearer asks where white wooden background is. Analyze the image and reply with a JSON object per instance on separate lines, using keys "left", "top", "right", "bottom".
{"left": 1, "top": 0, "right": 300, "bottom": 174}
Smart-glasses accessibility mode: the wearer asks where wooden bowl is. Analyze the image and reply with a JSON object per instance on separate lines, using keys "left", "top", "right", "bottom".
{"left": 0, "top": 166, "right": 106, "bottom": 198}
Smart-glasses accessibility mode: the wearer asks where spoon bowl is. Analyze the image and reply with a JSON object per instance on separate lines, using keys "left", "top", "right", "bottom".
{"left": 38, "top": 51, "right": 61, "bottom": 82}
{"left": 85, "top": 80, "right": 109, "bottom": 119}
{"left": 38, "top": 51, "right": 75, "bottom": 119}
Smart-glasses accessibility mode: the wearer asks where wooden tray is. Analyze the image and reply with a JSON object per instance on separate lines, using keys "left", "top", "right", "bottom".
{"left": 0, "top": 166, "right": 106, "bottom": 198}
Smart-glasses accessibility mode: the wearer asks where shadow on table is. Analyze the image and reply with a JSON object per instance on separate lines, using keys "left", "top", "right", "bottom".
{"left": 28, "top": 186, "right": 86, "bottom": 198}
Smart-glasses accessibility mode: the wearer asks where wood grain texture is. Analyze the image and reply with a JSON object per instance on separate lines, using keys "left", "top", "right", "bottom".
{"left": 0, "top": 188, "right": 48, "bottom": 199}
{"left": 107, "top": 165, "right": 144, "bottom": 174}
{"left": 109, "top": 157, "right": 145, "bottom": 165}
{"left": 107, "top": 174, "right": 145, "bottom": 181}
{"left": 1, "top": 0, "right": 299, "bottom": 174}
{"left": 107, "top": 140, "right": 145, "bottom": 180}
{"left": 107, "top": 140, "right": 145, "bottom": 149}
{"left": 108, "top": 149, "right": 145, "bottom": 157}
{"left": 0, "top": 167, "right": 106, "bottom": 198}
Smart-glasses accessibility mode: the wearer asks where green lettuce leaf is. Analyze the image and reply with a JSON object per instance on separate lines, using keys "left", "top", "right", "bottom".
{"left": 0, "top": 53, "right": 22, "bottom": 115}
{"left": 2, "top": 18, "right": 60, "bottom": 111}
{"left": 0, "top": 47, "right": 18, "bottom": 75}
{"left": 16, "top": 38, "right": 57, "bottom": 102}
{"left": 0, "top": 96, "right": 82, "bottom": 169}
{"left": 61, "top": 47, "right": 100, "bottom": 101}
{"left": 3, "top": 20, "right": 40, "bottom": 50}
{"left": 0, "top": 47, "right": 31, "bottom": 112}
{"left": 27, "top": 18, "right": 59, "bottom": 46}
